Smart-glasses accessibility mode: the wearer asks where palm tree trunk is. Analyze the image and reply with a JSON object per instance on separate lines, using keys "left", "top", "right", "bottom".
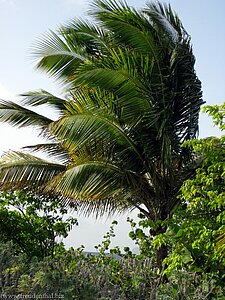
{"left": 150, "top": 224, "right": 168, "bottom": 284}
{"left": 150, "top": 225, "right": 168, "bottom": 270}
{"left": 149, "top": 202, "right": 169, "bottom": 271}
{"left": 156, "top": 243, "right": 168, "bottom": 270}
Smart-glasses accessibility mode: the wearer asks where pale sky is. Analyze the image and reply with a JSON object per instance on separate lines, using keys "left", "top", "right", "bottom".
{"left": 0, "top": 0, "right": 225, "bottom": 251}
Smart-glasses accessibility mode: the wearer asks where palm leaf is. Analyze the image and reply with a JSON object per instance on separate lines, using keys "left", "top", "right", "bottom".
{"left": 0, "top": 151, "right": 65, "bottom": 190}
{"left": 49, "top": 113, "right": 144, "bottom": 169}
{"left": 91, "top": 0, "right": 159, "bottom": 56}
{"left": 23, "top": 143, "right": 70, "bottom": 164}
{"left": 47, "top": 160, "right": 153, "bottom": 216}
{"left": 60, "top": 18, "right": 110, "bottom": 56}
{"left": 21, "top": 90, "right": 66, "bottom": 114}
{"left": 144, "top": 2, "right": 186, "bottom": 40}
{"left": 33, "top": 30, "right": 89, "bottom": 82}
{"left": 50, "top": 161, "right": 124, "bottom": 199}
{"left": 0, "top": 99, "right": 53, "bottom": 129}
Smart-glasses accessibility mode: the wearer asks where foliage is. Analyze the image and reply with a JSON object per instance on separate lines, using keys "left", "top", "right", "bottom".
{"left": 100, "top": 104, "right": 225, "bottom": 296}
{"left": 165, "top": 137, "right": 225, "bottom": 272}
{"left": 0, "top": 0, "right": 203, "bottom": 271}
{"left": 148, "top": 104, "right": 225, "bottom": 290}
{"left": 0, "top": 191, "right": 77, "bottom": 259}
{"left": 0, "top": 223, "right": 224, "bottom": 299}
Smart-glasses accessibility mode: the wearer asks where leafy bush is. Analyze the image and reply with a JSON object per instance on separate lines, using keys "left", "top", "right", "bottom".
{"left": 0, "top": 191, "right": 77, "bottom": 259}
{"left": 0, "top": 222, "right": 224, "bottom": 299}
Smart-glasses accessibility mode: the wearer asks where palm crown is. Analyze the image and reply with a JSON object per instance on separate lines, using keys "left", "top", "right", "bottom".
{"left": 0, "top": 1, "right": 203, "bottom": 223}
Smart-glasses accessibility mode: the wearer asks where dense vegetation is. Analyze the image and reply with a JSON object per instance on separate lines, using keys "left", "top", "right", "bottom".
{"left": 0, "top": 191, "right": 77, "bottom": 259}
{"left": 0, "top": 104, "right": 225, "bottom": 298}
{"left": 0, "top": 1, "right": 224, "bottom": 298}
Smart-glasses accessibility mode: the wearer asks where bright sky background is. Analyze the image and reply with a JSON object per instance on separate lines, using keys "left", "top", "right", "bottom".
{"left": 0, "top": 0, "right": 225, "bottom": 251}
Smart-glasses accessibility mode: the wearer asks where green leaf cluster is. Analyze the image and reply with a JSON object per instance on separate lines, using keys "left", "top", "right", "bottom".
{"left": 158, "top": 105, "right": 225, "bottom": 283}
{"left": 0, "top": 191, "right": 77, "bottom": 259}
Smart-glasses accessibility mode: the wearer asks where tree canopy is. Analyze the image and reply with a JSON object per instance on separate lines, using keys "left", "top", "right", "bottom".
{"left": 0, "top": 0, "right": 203, "bottom": 213}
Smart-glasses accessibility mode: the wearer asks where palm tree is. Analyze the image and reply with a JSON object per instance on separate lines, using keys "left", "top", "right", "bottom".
{"left": 0, "top": 0, "right": 203, "bottom": 269}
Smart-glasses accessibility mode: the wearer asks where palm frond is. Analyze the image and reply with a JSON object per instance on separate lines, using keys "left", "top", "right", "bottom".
{"left": 23, "top": 143, "right": 70, "bottom": 164}
{"left": 60, "top": 18, "right": 110, "bottom": 56}
{"left": 21, "top": 90, "right": 66, "bottom": 113}
{"left": 144, "top": 2, "right": 187, "bottom": 40}
{"left": 0, "top": 99, "right": 53, "bottom": 129}
{"left": 33, "top": 30, "right": 89, "bottom": 81}
{"left": 50, "top": 113, "right": 143, "bottom": 166}
{"left": 73, "top": 67, "right": 133, "bottom": 89}
{"left": 47, "top": 160, "right": 152, "bottom": 214}
{"left": 91, "top": 0, "right": 158, "bottom": 56}
{"left": 71, "top": 66, "right": 155, "bottom": 119}
{"left": 49, "top": 161, "right": 124, "bottom": 199}
{"left": 0, "top": 151, "right": 65, "bottom": 190}
{"left": 48, "top": 157, "right": 157, "bottom": 218}
{"left": 90, "top": 0, "right": 129, "bottom": 16}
